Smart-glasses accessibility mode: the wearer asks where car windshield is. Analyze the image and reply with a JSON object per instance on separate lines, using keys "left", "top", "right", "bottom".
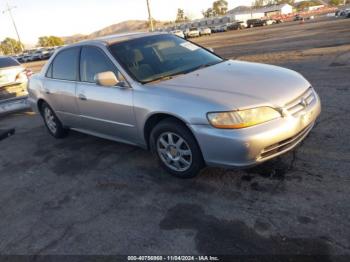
{"left": 109, "top": 34, "right": 223, "bottom": 84}
{"left": 0, "top": 57, "right": 20, "bottom": 68}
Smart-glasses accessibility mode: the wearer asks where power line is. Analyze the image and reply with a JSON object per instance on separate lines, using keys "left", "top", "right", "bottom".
{"left": 146, "top": 0, "right": 154, "bottom": 31}
{"left": 2, "top": 1, "right": 23, "bottom": 52}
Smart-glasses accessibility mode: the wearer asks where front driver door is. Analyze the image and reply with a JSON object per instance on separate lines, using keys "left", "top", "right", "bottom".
{"left": 76, "top": 46, "right": 137, "bottom": 144}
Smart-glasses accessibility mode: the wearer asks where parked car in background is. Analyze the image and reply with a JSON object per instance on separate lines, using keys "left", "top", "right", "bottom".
{"left": 20, "top": 53, "right": 33, "bottom": 63}
{"left": 199, "top": 27, "right": 211, "bottom": 36}
{"left": 16, "top": 54, "right": 24, "bottom": 63}
{"left": 274, "top": 19, "right": 284, "bottom": 24}
{"left": 0, "top": 56, "right": 32, "bottom": 102}
{"left": 209, "top": 26, "right": 216, "bottom": 33}
{"left": 40, "top": 48, "right": 52, "bottom": 60}
{"left": 336, "top": 9, "right": 350, "bottom": 17}
{"left": 265, "top": 19, "right": 275, "bottom": 25}
{"left": 237, "top": 21, "right": 248, "bottom": 28}
{"left": 221, "top": 24, "right": 228, "bottom": 32}
{"left": 32, "top": 49, "right": 44, "bottom": 61}
{"left": 228, "top": 21, "right": 245, "bottom": 30}
{"left": 212, "top": 25, "right": 226, "bottom": 33}
{"left": 294, "top": 15, "right": 304, "bottom": 21}
{"left": 28, "top": 32, "right": 321, "bottom": 178}
{"left": 247, "top": 19, "right": 267, "bottom": 28}
{"left": 187, "top": 27, "right": 200, "bottom": 38}
{"left": 171, "top": 30, "right": 185, "bottom": 38}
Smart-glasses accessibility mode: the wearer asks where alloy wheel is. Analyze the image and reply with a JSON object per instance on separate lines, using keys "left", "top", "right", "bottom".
{"left": 44, "top": 107, "right": 57, "bottom": 134}
{"left": 157, "top": 132, "right": 193, "bottom": 172}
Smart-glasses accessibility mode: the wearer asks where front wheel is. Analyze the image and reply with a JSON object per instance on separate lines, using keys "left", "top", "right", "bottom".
{"left": 150, "top": 119, "right": 204, "bottom": 178}
{"left": 41, "top": 102, "right": 68, "bottom": 138}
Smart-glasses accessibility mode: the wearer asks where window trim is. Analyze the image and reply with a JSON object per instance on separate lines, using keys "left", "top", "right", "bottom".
{"left": 45, "top": 63, "right": 53, "bottom": 78}
{"left": 45, "top": 46, "right": 81, "bottom": 82}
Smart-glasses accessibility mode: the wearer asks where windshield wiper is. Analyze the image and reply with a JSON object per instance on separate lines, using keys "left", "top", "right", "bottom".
{"left": 144, "top": 72, "right": 186, "bottom": 84}
{"left": 181, "top": 60, "right": 225, "bottom": 75}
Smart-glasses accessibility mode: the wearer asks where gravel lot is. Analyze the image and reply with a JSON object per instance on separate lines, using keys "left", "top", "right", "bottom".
{"left": 1, "top": 17, "right": 350, "bottom": 258}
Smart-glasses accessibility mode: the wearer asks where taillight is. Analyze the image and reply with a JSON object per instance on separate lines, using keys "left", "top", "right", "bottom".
{"left": 15, "top": 69, "right": 32, "bottom": 82}
{"left": 24, "top": 69, "right": 33, "bottom": 78}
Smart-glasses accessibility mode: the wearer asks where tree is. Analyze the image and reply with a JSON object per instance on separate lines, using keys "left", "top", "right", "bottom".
{"left": 329, "top": 0, "right": 342, "bottom": 5}
{"left": 253, "top": 0, "right": 266, "bottom": 8}
{"left": 296, "top": 0, "right": 322, "bottom": 10}
{"left": 0, "top": 38, "right": 22, "bottom": 55}
{"left": 202, "top": 8, "right": 216, "bottom": 18}
{"left": 175, "top": 8, "right": 189, "bottom": 23}
{"left": 213, "top": 0, "right": 228, "bottom": 16}
{"left": 38, "top": 36, "right": 64, "bottom": 47}
{"left": 274, "top": 0, "right": 295, "bottom": 5}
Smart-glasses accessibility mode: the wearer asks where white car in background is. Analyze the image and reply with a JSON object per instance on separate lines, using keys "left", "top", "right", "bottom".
{"left": 0, "top": 56, "right": 31, "bottom": 101}
{"left": 187, "top": 27, "right": 200, "bottom": 38}
{"left": 265, "top": 19, "right": 275, "bottom": 25}
{"left": 171, "top": 30, "right": 185, "bottom": 38}
{"left": 199, "top": 27, "right": 211, "bottom": 36}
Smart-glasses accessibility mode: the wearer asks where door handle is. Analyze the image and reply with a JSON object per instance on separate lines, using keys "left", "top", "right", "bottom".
{"left": 78, "top": 94, "right": 87, "bottom": 101}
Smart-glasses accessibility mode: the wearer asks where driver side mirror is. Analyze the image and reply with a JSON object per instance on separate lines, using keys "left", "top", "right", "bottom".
{"left": 94, "top": 71, "right": 119, "bottom": 87}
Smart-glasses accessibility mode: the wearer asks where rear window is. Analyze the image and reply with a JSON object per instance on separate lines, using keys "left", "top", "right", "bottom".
{"left": 0, "top": 57, "right": 20, "bottom": 68}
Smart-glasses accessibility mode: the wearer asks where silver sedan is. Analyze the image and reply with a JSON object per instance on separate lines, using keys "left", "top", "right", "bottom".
{"left": 28, "top": 33, "right": 321, "bottom": 178}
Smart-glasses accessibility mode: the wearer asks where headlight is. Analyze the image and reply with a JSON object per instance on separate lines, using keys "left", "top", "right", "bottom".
{"left": 207, "top": 107, "right": 281, "bottom": 129}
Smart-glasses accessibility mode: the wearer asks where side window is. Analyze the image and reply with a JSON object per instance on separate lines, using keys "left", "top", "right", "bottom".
{"left": 80, "top": 46, "right": 118, "bottom": 83}
{"left": 52, "top": 48, "right": 80, "bottom": 81}
{"left": 46, "top": 64, "right": 53, "bottom": 78}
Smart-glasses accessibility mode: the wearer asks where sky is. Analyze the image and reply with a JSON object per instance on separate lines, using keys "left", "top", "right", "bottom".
{"left": 0, "top": 0, "right": 252, "bottom": 46}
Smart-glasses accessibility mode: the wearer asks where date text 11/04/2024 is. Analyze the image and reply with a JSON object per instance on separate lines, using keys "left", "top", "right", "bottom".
{"left": 127, "top": 256, "right": 220, "bottom": 261}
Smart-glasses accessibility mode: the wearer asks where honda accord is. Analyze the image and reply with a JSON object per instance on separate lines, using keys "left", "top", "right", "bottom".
{"left": 28, "top": 33, "right": 321, "bottom": 178}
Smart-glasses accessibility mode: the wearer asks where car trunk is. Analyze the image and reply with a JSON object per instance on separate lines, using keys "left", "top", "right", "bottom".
{"left": 0, "top": 66, "right": 27, "bottom": 101}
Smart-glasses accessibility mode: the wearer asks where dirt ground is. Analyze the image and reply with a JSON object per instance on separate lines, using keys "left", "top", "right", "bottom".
{"left": 1, "top": 17, "right": 350, "bottom": 258}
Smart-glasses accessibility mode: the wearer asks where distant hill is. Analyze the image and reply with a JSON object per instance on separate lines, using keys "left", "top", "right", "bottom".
{"left": 62, "top": 20, "right": 170, "bottom": 44}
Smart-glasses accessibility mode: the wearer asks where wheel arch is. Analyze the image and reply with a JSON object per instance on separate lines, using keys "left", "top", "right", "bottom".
{"left": 143, "top": 113, "right": 201, "bottom": 152}
{"left": 37, "top": 98, "right": 46, "bottom": 115}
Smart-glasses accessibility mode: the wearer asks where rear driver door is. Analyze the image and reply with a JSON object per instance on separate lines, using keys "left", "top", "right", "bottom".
{"left": 44, "top": 47, "right": 80, "bottom": 127}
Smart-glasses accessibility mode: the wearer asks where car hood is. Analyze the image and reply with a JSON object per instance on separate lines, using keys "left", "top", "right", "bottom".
{"left": 151, "top": 60, "right": 310, "bottom": 110}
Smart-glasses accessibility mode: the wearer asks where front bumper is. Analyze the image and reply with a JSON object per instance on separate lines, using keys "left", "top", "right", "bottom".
{"left": 190, "top": 90, "right": 321, "bottom": 168}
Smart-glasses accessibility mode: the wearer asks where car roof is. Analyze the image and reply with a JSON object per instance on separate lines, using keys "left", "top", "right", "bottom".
{"left": 71, "top": 32, "right": 167, "bottom": 47}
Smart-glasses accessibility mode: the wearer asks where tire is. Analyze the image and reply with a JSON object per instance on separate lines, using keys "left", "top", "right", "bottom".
{"left": 150, "top": 119, "right": 204, "bottom": 178}
{"left": 40, "top": 102, "right": 68, "bottom": 139}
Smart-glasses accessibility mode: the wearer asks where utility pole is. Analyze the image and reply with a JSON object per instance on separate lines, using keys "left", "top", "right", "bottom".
{"left": 146, "top": 0, "right": 154, "bottom": 31}
{"left": 2, "top": 2, "right": 23, "bottom": 52}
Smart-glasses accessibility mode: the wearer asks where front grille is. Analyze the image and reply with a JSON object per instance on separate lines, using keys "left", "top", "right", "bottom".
{"left": 260, "top": 123, "right": 314, "bottom": 159}
{"left": 285, "top": 87, "right": 316, "bottom": 117}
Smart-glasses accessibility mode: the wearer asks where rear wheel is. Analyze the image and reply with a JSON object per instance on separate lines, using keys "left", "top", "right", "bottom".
{"left": 150, "top": 119, "right": 204, "bottom": 178}
{"left": 40, "top": 102, "right": 68, "bottom": 138}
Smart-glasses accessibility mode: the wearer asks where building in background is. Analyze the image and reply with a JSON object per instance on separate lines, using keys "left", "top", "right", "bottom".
{"left": 162, "top": 4, "right": 294, "bottom": 32}
{"left": 228, "top": 4, "right": 293, "bottom": 17}
{"left": 305, "top": 5, "right": 325, "bottom": 11}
